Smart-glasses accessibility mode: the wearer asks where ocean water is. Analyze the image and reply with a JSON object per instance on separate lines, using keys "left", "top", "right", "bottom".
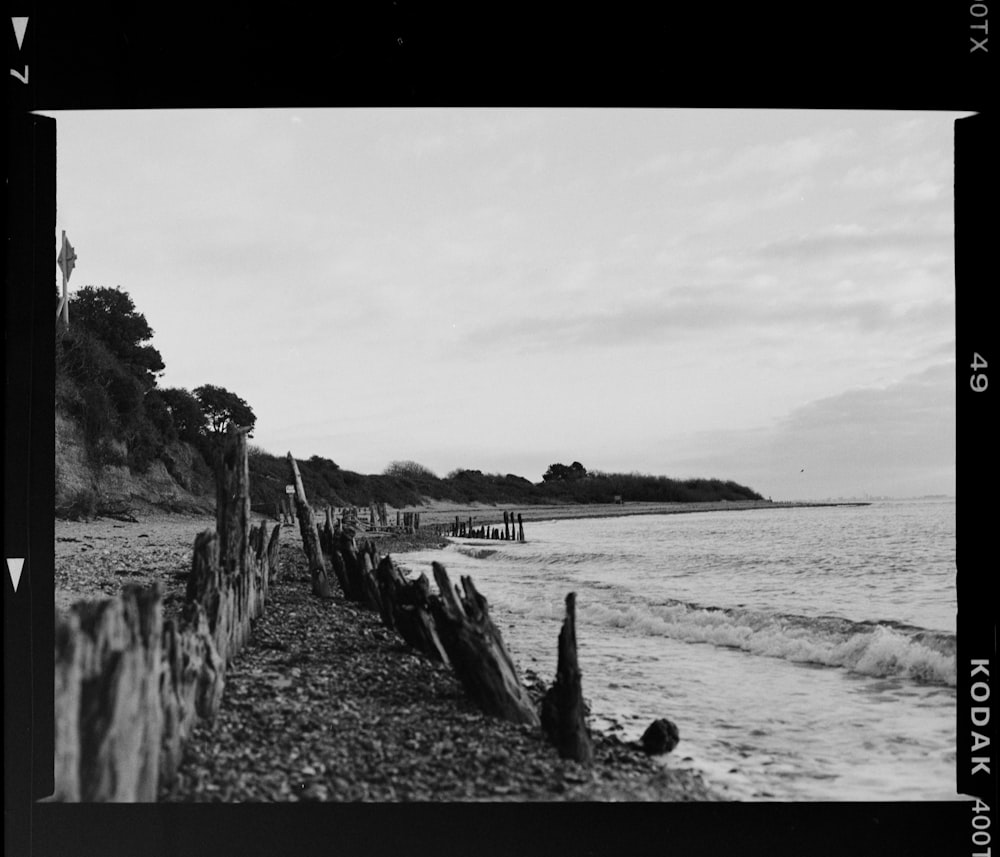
{"left": 396, "top": 499, "right": 959, "bottom": 801}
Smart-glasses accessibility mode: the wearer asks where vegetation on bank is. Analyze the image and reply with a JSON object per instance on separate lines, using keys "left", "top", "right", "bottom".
{"left": 247, "top": 454, "right": 764, "bottom": 514}
{"left": 55, "top": 286, "right": 257, "bottom": 517}
{"left": 55, "top": 286, "right": 764, "bottom": 518}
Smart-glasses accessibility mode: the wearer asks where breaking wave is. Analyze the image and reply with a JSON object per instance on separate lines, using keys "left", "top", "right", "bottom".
{"left": 574, "top": 599, "right": 956, "bottom": 686}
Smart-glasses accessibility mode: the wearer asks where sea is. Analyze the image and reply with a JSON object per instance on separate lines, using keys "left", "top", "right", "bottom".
{"left": 395, "top": 498, "right": 959, "bottom": 801}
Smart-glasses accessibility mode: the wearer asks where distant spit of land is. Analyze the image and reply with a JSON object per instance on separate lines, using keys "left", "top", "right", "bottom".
{"left": 402, "top": 498, "right": 870, "bottom": 527}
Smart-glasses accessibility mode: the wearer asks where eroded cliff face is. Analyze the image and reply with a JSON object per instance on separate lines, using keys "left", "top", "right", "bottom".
{"left": 55, "top": 409, "right": 214, "bottom": 518}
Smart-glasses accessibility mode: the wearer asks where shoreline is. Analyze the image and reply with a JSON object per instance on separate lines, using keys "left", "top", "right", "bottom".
{"left": 55, "top": 513, "right": 724, "bottom": 802}
{"left": 404, "top": 498, "right": 870, "bottom": 527}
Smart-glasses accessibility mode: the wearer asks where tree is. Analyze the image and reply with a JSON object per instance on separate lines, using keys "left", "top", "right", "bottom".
{"left": 542, "top": 461, "right": 588, "bottom": 482}
{"left": 193, "top": 384, "right": 257, "bottom": 438}
{"left": 71, "top": 286, "right": 165, "bottom": 388}
{"left": 160, "top": 387, "right": 207, "bottom": 444}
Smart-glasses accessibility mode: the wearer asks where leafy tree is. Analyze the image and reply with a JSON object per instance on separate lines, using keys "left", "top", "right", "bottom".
{"left": 542, "top": 461, "right": 588, "bottom": 481}
{"left": 71, "top": 286, "right": 165, "bottom": 387}
{"left": 193, "top": 384, "right": 257, "bottom": 438}
{"left": 160, "top": 387, "right": 206, "bottom": 444}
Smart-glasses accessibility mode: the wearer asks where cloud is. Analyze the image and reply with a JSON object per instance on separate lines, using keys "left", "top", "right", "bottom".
{"left": 686, "top": 128, "right": 859, "bottom": 185}
{"left": 456, "top": 263, "right": 952, "bottom": 358}
{"left": 664, "top": 363, "right": 955, "bottom": 499}
{"left": 753, "top": 221, "right": 952, "bottom": 263}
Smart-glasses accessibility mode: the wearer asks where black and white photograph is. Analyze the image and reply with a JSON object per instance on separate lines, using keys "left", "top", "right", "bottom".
{"left": 5, "top": 7, "right": 993, "bottom": 856}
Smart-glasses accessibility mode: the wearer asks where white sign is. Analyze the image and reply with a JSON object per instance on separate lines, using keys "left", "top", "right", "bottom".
{"left": 285, "top": 485, "right": 295, "bottom": 494}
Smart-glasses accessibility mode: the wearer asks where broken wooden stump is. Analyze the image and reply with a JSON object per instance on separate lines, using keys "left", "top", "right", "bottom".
{"left": 159, "top": 601, "right": 225, "bottom": 789}
{"left": 248, "top": 519, "right": 281, "bottom": 609}
{"left": 374, "top": 556, "right": 449, "bottom": 663}
{"left": 55, "top": 585, "right": 164, "bottom": 802}
{"left": 360, "top": 550, "right": 384, "bottom": 613}
{"left": 215, "top": 425, "right": 252, "bottom": 587}
{"left": 52, "top": 610, "right": 83, "bottom": 801}
{"left": 428, "top": 562, "right": 539, "bottom": 726}
{"left": 53, "top": 585, "right": 228, "bottom": 802}
{"left": 287, "top": 452, "right": 333, "bottom": 598}
{"left": 188, "top": 427, "right": 279, "bottom": 659}
{"left": 541, "top": 592, "right": 593, "bottom": 764}
{"left": 334, "top": 529, "right": 365, "bottom": 602}
{"left": 186, "top": 530, "right": 246, "bottom": 662}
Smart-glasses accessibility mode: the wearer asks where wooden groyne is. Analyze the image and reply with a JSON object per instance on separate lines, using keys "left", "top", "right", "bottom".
{"left": 434, "top": 510, "right": 527, "bottom": 542}
{"left": 51, "top": 427, "right": 279, "bottom": 801}
{"left": 287, "top": 459, "right": 595, "bottom": 762}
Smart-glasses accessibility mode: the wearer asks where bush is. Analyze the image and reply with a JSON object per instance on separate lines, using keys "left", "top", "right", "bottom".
{"left": 384, "top": 460, "right": 438, "bottom": 480}
{"left": 57, "top": 486, "right": 97, "bottom": 521}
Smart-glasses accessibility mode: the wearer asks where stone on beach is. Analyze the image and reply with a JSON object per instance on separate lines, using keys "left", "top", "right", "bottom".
{"left": 640, "top": 718, "right": 680, "bottom": 755}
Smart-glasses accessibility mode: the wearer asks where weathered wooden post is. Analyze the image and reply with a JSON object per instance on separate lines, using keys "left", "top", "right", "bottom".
{"left": 518, "top": 514, "right": 525, "bottom": 542}
{"left": 60, "top": 586, "right": 165, "bottom": 801}
{"left": 53, "top": 611, "right": 82, "bottom": 801}
{"left": 428, "top": 563, "right": 539, "bottom": 726}
{"left": 541, "top": 593, "right": 593, "bottom": 764}
{"left": 187, "top": 425, "right": 265, "bottom": 660}
{"left": 287, "top": 452, "right": 333, "bottom": 598}
{"left": 216, "top": 425, "right": 251, "bottom": 588}
{"left": 375, "top": 557, "right": 450, "bottom": 663}
{"left": 503, "top": 510, "right": 510, "bottom": 540}
{"left": 159, "top": 600, "right": 226, "bottom": 789}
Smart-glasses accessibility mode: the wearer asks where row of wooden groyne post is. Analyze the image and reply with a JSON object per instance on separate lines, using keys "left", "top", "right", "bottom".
{"left": 50, "top": 432, "right": 594, "bottom": 801}
{"left": 51, "top": 426, "right": 280, "bottom": 801}
{"left": 286, "top": 452, "right": 592, "bottom": 762}
{"left": 430, "top": 511, "right": 526, "bottom": 542}
{"left": 276, "top": 498, "right": 421, "bottom": 534}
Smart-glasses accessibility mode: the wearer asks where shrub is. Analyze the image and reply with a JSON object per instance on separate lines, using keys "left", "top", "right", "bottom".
{"left": 383, "top": 460, "right": 438, "bottom": 480}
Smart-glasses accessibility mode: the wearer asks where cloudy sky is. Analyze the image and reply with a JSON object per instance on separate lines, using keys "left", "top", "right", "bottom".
{"left": 46, "top": 108, "right": 964, "bottom": 500}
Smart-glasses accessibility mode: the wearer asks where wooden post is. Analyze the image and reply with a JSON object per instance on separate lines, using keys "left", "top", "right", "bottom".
{"left": 64, "top": 586, "right": 164, "bottom": 801}
{"left": 428, "top": 563, "right": 539, "bottom": 726}
{"left": 216, "top": 425, "right": 251, "bottom": 586}
{"left": 541, "top": 592, "right": 593, "bottom": 764}
{"left": 375, "top": 557, "right": 450, "bottom": 663}
{"left": 503, "top": 511, "right": 510, "bottom": 540}
{"left": 287, "top": 452, "right": 333, "bottom": 598}
{"left": 518, "top": 514, "right": 525, "bottom": 542}
{"left": 52, "top": 610, "right": 82, "bottom": 801}
{"left": 159, "top": 601, "right": 225, "bottom": 789}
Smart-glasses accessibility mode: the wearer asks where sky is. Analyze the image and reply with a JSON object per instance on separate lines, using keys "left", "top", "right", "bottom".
{"left": 45, "top": 108, "right": 964, "bottom": 501}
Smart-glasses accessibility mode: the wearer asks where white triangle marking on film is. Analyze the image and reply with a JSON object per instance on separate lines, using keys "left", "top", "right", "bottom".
{"left": 7, "top": 557, "right": 25, "bottom": 592}
{"left": 12, "top": 17, "right": 28, "bottom": 51}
